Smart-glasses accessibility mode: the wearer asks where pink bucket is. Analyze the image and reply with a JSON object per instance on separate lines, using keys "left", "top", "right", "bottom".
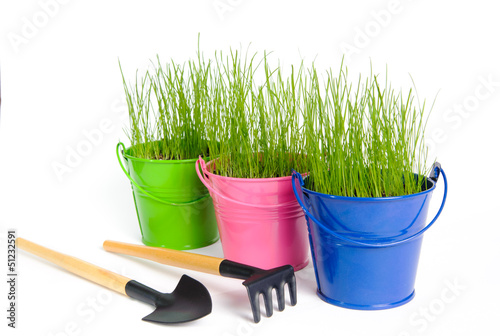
{"left": 195, "top": 157, "right": 309, "bottom": 270}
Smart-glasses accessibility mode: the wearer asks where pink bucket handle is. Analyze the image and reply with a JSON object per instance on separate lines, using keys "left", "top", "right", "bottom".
{"left": 195, "top": 156, "right": 299, "bottom": 209}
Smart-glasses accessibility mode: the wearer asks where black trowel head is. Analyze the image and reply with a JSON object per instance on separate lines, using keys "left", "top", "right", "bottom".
{"left": 125, "top": 274, "right": 212, "bottom": 324}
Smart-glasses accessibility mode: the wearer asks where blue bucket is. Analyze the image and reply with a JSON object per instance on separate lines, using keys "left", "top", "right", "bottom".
{"left": 292, "top": 163, "right": 448, "bottom": 310}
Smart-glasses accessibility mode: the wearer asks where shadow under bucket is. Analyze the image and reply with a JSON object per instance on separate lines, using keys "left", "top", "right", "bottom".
{"left": 292, "top": 163, "right": 448, "bottom": 310}
{"left": 117, "top": 143, "right": 219, "bottom": 250}
{"left": 196, "top": 157, "right": 309, "bottom": 271}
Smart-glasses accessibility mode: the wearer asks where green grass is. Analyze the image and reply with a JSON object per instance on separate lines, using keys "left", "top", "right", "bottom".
{"left": 303, "top": 64, "right": 433, "bottom": 197}
{"left": 120, "top": 53, "right": 212, "bottom": 160}
{"left": 121, "top": 44, "right": 433, "bottom": 193}
{"left": 204, "top": 50, "right": 308, "bottom": 178}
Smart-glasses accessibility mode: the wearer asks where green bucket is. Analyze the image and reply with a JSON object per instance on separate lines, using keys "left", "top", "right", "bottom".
{"left": 116, "top": 142, "right": 219, "bottom": 250}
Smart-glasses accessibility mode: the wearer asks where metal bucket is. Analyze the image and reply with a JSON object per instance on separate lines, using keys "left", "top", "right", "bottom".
{"left": 117, "top": 143, "right": 219, "bottom": 250}
{"left": 196, "top": 157, "right": 309, "bottom": 270}
{"left": 292, "top": 163, "right": 448, "bottom": 309}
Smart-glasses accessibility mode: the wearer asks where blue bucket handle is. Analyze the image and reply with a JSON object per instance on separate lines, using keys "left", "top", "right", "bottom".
{"left": 429, "top": 161, "right": 441, "bottom": 183}
{"left": 116, "top": 142, "right": 210, "bottom": 206}
{"left": 291, "top": 163, "right": 448, "bottom": 248}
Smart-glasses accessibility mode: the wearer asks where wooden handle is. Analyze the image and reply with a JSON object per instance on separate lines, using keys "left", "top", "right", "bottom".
{"left": 103, "top": 240, "right": 223, "bottom": 276}
{"left": 16, "top": 238, "right": 131, "bottom": 296}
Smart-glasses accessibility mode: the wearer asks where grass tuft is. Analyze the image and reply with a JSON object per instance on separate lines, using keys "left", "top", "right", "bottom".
{"left": 303, "top": 63, "right": 432, "bottom": 197}
{"left": 120, "top": 51, "right": 212, "bottom": 160}
{"left": 205, "top": 50, "right": 309, "bottom": 178}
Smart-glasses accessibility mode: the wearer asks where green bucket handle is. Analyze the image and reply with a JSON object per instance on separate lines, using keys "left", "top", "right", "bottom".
{"left": 116, "top": 142, "right": 210, "bottom": 206}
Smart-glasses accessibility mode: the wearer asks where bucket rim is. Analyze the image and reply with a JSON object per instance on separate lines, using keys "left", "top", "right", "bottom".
{"left": 300, "top": 175, "right": 436, "bottom": 202}
{"left": 120, "top": 143, "right": 209, "bottom": 165}
{"left": 204, "top": 159, "right": 307, "bottom": 182}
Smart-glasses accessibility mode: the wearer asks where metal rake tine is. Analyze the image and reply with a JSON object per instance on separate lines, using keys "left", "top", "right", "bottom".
{"left": 288, "top": 276, "right": 297, "bottom": 306}
{"left": 276, "top": 284, "right": 286, "bottom": 311}
{"left": 263, "top": 289, "right": 273, "bottom": 318}
{"left": 248, "top": 290, "right": 261, "bottom": 323}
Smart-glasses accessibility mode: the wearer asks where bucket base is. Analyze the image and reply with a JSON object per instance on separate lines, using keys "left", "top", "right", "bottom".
{"left": 293, "top": 259, "right": 309, "bottom": 272}
{"left": 142, "top": 236, "right": 219, "bottom": 250}
{"left": 316, "top": 289, "right": 415, "bottom": 310}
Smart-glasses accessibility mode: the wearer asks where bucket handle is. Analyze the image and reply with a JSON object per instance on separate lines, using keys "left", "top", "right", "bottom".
{"left": 116, "top": 142, "right": 210, "bottom": 206}
{"left": 195, "top": 156, "right": 300, "bottom": 209}
{"left": 291, "top": 163, "right": 448, "bottom": 248}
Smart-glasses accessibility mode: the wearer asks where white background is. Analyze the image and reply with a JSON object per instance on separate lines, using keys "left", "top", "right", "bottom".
{"left": 1, "top": 1, "right": 499, "bottom": 335}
